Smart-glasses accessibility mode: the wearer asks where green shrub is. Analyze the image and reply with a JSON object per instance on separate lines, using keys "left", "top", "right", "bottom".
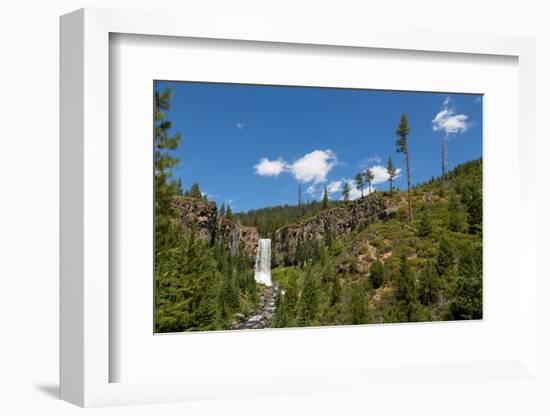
{"left": 370, "top": 260, "right": 385, "bottom": 289}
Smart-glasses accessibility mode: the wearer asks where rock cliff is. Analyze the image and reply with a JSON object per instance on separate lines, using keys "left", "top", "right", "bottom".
{"left": 273, "top": 194, "right": 396, "bottom": 265}
{"left": 218, "top": 217, "right": 259, "bottom": 259}
{"left": 171, "top": 194, "right": 396, "bottom": 265}
{"left": 172, "top": 197, "right": 218, "bottom": 244}
{"left": 171, "top": 197, "right": 259, "bottom": 260}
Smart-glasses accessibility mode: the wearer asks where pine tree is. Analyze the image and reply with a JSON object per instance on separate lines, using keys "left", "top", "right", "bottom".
{"left": 219, "top": 256, "right": 239, "bottom": 323}
{"left": 154, "top": 87, "right": 183, "bottom": 257}
{"left": 364, "top": 167, "right": 374, "bottom": 194}
{"left": 226, "top": 205, "right": 233, "bottom": 220}
{"left": 354, "top": 173, "right": 365, "bottom": 198}
{"left": 330, "top": 277, "right": 341, "bottom": 306}
{"left": 273, "top": 293, "right": 292, "bottom": 328}
{"left": 298, "top": 184, "right": 303, "bottom": 220}
{"left": 418, "top": 209, "right": 433, "bottom": 237}
{"left": 322, "top": 186, "right": 329, "bottom": 210}
{"left": 396, "top": 113, "right": 413, "bottom": 222}
{"left": 348, "top": 284, "right": 370, "bottom": 325}
{"left": 418, "top": 262, "right": 440, "bottom": 305}
{"left": 285, "top": 271, "right": 299, "bottom": 316}
{"left": 396, "top": 254, "right": 416, "bottom": 304}
{"left": 174, "top": 178, "right": 183, "bottom": 195}
{"left": 155, "top": 226, "right": 219, "bottom": 332}
{"left": 441, "top": 135, "right": 447, "bottom": 177}
{"left": 188, "top": 182, "right": 203, "bottom": 199}
{"left": 396, "top": 254, "right": 417, "bottom": 322}
{"left": 297, "top": 268, "right": 318, "bottom": 326}
{"left": 387, "top": 156, "right": 397, "bottom": 196}
{"left": 448, "top": 193, "right": 465, "bottom": 232}
{"left": 436, "top": 238, "right": 454, "bottom": 276}
{"left": 235, "top": 247, "right": 248, "bottom": 291}
{"left": 342, "top": 182, "right": 351, "bottom": 204}
{"left": 466, "top": 185, "right": 482, "bottom": 234}
{"left": 448, "top": 243, "right": 482, "bottom": 320}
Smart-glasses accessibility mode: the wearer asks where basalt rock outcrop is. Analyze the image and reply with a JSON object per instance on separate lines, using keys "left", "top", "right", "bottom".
{"left": 218, "top": 217, "right": 259, "bottom": 259}
{"left": 171, "top": 194, "right": 396, "bottom": 264}
{"left": 171, "top": 196, "right": 259, "bottom": 260}
{"left": 273, "top": 195, "right": 397, "bottom": 265}
{"left": 172, "top": 197, "right": 218, "bottom": 244}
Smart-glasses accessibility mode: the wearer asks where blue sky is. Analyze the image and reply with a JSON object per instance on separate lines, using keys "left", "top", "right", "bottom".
{"left": 156, "top": 81, "right": 482, "bottom": 213}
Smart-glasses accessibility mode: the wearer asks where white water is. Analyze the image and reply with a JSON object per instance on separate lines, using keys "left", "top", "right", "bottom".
{"left": 254, "top": 239, "right": 272, "bottom": 286}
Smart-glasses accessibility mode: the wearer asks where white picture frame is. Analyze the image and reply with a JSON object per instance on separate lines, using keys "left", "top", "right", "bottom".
{"left": 60, "top": 7, "right": 538, "bottom": 408}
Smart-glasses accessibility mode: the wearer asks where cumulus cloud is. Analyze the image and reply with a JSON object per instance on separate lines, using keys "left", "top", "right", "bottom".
{"left": 326, "top": 180, "right": 342, "bottom": 194}
{"left": 255, "top": 149, "right": 337, "bottom": 195}
{"left": 370, "top": 165, "right": 402, "bottom": 185}
{"left": 347, "top": 181, "right": 363, "bottom": 200}
{"left": 432, "top": 97, "right": 470, "bottom": 135}
{"left": 306, "top": 185, "right": 317, "bottom": 195}
{"left": 367, "top": 155, "right": 381, "bottom": 164}
{"left": 290, "top": 149, "right": 337, "bottom": 184}
{"left": 254, "top": 158, "right": 287, "bottom": 177}
{"left": 342, "top": 179, "right": 374, "bottom": 200}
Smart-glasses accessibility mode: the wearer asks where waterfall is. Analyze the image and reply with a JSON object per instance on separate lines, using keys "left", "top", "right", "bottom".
{"left": 254, "top": 239, "right": 272, "bottom": 286}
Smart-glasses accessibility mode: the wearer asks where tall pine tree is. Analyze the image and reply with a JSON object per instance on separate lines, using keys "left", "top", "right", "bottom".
{"left": 396, "top": 113, "right": 413, "bottom": 222}
{"left": 322, "top": 186, "right": 329, "bottom": 210}
{"left": 342, "top": 182, "right": 351, "bottom": 204}
{"left": 364, "top": 167, "right": 374, "bottom": 194}
{"left": 354, "top": 173, "right": 365, "bottom": 198}
{"left": 154, "top": 87, "right": 183, "bottom": 257}
{"left": 386, "top": 156, "right": 397, "bottom": 196}
{"left": 396, "top": 254, "right": 418, "bottom": 321}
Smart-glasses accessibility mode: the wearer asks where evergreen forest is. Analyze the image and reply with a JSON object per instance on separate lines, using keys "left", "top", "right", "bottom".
{"left": 154, "top": 87, "right": 483, "bottom": 333}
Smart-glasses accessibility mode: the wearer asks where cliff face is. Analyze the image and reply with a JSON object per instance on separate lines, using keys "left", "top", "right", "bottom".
{"left": 218, "top": 218, "right": 259, "bottom": 259}
{"left": 172, "top": 197, "right": 218, "bottom": 244}
{"left": 171, "top": 197, "right": 259, "bottom": 260}
{"left": 273, "top": 195, "right": 396, "bottom": 265}
{"left": 171, "top": 194, "right": 396, "bottom": 265}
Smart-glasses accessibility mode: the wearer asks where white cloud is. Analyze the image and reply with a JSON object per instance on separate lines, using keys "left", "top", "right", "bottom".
{"left": 254, "top": 149, "right": 337, "bottom": 187}
{"left": 306, "top": 185, "right": 317, "bottom": 195}
{"left": 432, "top": 97, "right": 470, "bottom": 135}
{"left": 237, "top": 123, "right": 245, "bottom": 130}
{"left": 326, "top": 180, "right": 342, "bottom": 194}
{"left": 290, "top": 149, "right": 337, "bottom": 184}
{"left": 342, "top": 179, "right": 374, "bottom": 200}
{"left": 347, "top": 181, "right": 363, "bottom": 200}
{"left": 254, "top": 158, "right": 287, "bottom": 177}
{"left": 367, "top": 155, "right": 381, "bottom": 164}
{"left": 370, "top": 165, "right": 402, "bottom": 185}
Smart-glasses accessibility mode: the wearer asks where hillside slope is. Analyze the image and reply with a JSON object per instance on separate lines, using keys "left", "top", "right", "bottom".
{"left": 270, "top": 158, "right": 483, "bottom": 326}
{"left": 155, "top": 158, "right": 482, "bottom": 332}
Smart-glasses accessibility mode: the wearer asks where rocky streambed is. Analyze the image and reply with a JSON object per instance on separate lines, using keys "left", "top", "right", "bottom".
{"left": 232, "top": 284, "right": 280, "bottom": 330}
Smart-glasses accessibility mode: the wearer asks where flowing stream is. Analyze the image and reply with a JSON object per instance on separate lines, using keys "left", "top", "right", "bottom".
{"left": 254, "top": 238, "right": 272, "bottom": 286}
